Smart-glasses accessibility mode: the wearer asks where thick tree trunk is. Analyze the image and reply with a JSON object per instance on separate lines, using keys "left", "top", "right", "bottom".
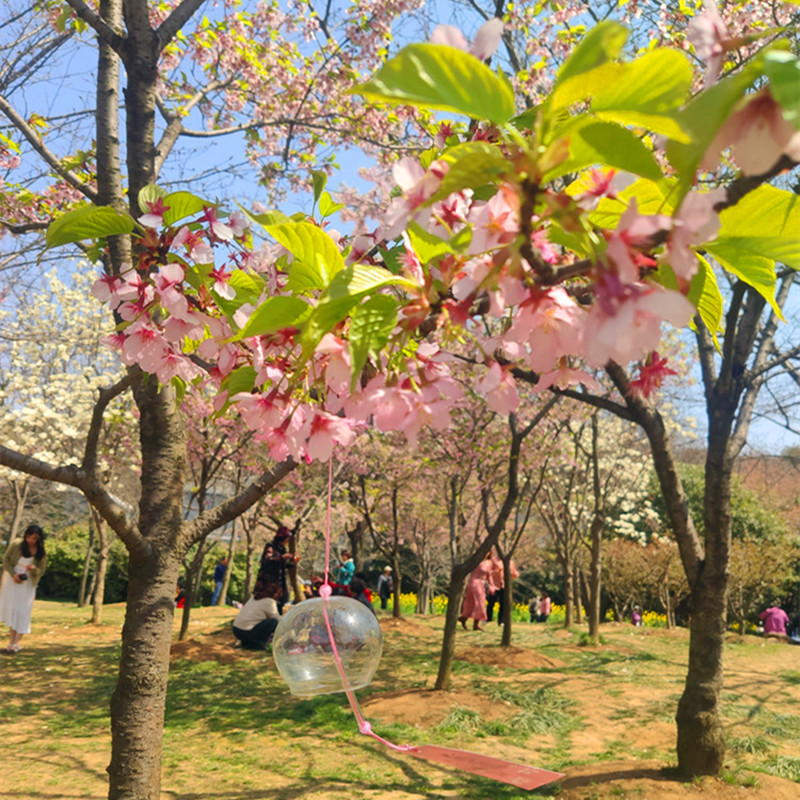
{"left": 676, "top": 566, "right": 727, "bottom": 776}
{"left": 108, "top": 551, "right": 181, "bottom": 800}
{"left": 107, "top": 377, "right": 186, "bottom": 800}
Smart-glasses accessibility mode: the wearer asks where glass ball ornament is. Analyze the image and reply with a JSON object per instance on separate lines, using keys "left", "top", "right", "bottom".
{"left": 272, "top": 595, "right": 383, "bottom": 696}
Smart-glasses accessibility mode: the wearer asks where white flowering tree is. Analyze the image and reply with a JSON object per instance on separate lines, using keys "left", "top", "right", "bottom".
{"left": 0, "top": 268, "right": 137, "bottom": 620}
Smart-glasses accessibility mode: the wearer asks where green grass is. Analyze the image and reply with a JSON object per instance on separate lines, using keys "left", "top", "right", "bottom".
{"left": 4, "top": 601, "right": 800, "bottom": 799}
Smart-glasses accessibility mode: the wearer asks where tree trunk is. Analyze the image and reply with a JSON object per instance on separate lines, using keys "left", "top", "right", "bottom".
{"left": 108, "top": 550, "right": 181, "bottom": 800}
{"left": 675, "top": 565, "right": 727, "bottom": 776}
{"left": 561, "top": 553, "right": 573, "bottom": 628}
{"left": 434, "top": 578, "right": 466, "bottom": 690}
{"left": 79, "top": 515, "right": 96, "bottom": 607}
{"left": 218, "top": 523, "right": 236, "bottom": 606}
{"left": 107, "top": 375, "right": 186, "bottom": 800}
{"left": 587, "top": 519, "right": 603, "bottom": 644}
{"left": 392, "top": 560, "right": 402, "bottom": 619}
{"left": 91, "top": 512, "right": 110, "bottom": 624}
{"left": 573, "top": 563, "right": 582, "bottom": 625}
{"left": 500, "top": 559, "right": 513, "bottom": 647}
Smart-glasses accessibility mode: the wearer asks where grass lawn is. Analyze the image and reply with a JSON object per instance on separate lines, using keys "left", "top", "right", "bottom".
{"left": 2, "top": 600, "right": 799, "bottom": 799}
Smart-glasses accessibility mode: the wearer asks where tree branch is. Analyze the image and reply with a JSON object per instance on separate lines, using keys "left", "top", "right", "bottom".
{"left": 0, "top": 445, "right": 141, "bottom": 550}
{"left": 64, "top": 0, "right": 125, "bottom": 50}
{"left": 181, "top": 458, "right": 297, "bottom": 549}
{"left": 0, "top": 94, "right": 99, "bottom": 203}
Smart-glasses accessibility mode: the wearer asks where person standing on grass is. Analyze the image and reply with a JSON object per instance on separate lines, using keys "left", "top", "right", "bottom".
{"left": 211, "top": 556, "right": 229, "bottom": 606}
{"left": 537, "top": 590, "right": 551, "bottom": 623}
{"left": 0, "top": 524, "right": 47, "bottom": 654}
{"left": 377, "top": 566, "right": 393, "bottom": 610}
{"left": 334, "top": 550, "right": 355, "bottom": 588}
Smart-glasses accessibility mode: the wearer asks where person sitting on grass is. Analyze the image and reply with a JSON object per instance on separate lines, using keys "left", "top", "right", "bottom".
{"left": 232, "top": 594, "right": 280, "bottom": 650}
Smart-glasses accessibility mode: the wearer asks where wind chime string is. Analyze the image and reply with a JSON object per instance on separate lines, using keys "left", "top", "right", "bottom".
{"left": 318, "top": 456, "right": 415, "bottom": 752}
{"left": 310, "top": 453, "right": 564, "bottom": 791}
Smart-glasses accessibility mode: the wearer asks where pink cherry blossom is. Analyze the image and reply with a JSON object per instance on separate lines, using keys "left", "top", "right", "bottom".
{"left": 430, "top": 18, "right": 503, "bottom": 62}
{"left": 232, "top": 391, "right": 286, "bottom": 429}
{"left": 665, "top": 188, "right": 725, "bottom": 281}
{"left": 535, "top": 361, "right": 599, "bottom": 393}
{"left": 476, "top": 361, "right": 520, "bottom": 415}
{"left": 701, "top": 89, "right": 800, "bottom": 176}
{"left": 686, "top": 0, "right": 730, "bottom": 84}
{"left": 583, "top": 287, "right": 695, "bottom": 368}
{"left": 138, "top": 197, "right": 170, "bottom": 229}
{"left": 302, "top": 410, "right": 357, "bottom": 461}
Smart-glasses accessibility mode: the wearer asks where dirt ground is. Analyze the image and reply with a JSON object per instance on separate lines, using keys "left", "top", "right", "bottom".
{"left": 3, "top": 605, "right": 800, "bottom": 799}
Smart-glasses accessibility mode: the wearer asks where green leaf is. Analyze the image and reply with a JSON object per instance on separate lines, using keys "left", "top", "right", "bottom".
{"left": 583, "top": 176, "right": 676, "bottom": 229}
{"left": 311, "top": 170, "right": 327, "bottom": 202}
{"left": 428, "top": 141, "right": 507, "bottom": 204}
{"left": 348, "top": 295, "right": 399, "bottom": 389}
{"left": 554, "top": 21, "right": 629, "bottom": 86}
{"left": 545, "top": 119, "right": 663, "bottom": 182}
{"left": 708, "top": 249, "right": 783, "bottom": 319}
{"left": 162, "top": 191, "right": 210, "bottom": 226}
{"left": 46, "top": 204, "right": 136, "bottom": 248}
{"left": 237, "top": 205, "right": 291, "bottom": 228}
{"left": 764, "top": 50, "right": 800, "bottom": 127}
{"left": 319, "top": 191, "right": 345, "bottom": 219}
{"left": 355, "top": 43, "right": 516, "bottom": 124}
{"left": 221, "top": 364, "right": 257, "bottom": 398}
{"left": 551, "top": 62, "right": 625, "bottom": 112}
{"left": 236, "top": 295, "right": 312, "bottom": 339}
{"left": 138, "top": 184, "right": 167, "bottom": 214}
{"left": 708, "top": 185, "right": 800, "bottom": 270}
{"left": 589, "top": 50, "right": 694, "bottom": 142}
{"left": 299, "top": 264, "right": 414, "bottom": 358}
{"left": 227, "top": 269, "right": 265, "bottom": 305}
{"left": 265, "top": 222, "right": 345, "bottom": 292}
{"left": 406, "top": 221, "right": 454, "bottom": 264}
{"left": 688, "top": 254, "right": 723, "bottom": 350}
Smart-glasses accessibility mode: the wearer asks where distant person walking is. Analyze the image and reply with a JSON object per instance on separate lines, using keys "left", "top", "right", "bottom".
{"left": 376, "top": 566, "right": 393, "bottom": 610}
{"left": 211, "top": 556, "right": 229, "bottom": 606}
{"left": 0, "top": 525, "right": 48, "bottom": 654}
{"left": 459, "top": 552, "right": 494, "bottom": 631}
{"left": 760, "top": 605, "right": 790, "bottom": 638}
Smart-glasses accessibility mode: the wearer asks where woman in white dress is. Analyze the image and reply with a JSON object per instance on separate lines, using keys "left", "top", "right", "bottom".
{"left": 0, "top": 524, "right": 47, "bottom": 653}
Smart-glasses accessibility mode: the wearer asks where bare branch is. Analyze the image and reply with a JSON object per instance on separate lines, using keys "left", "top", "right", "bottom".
{"left": 0, "top": 94, "right": 99, "bottom": 203}
{"left": 181, "top": 458, "right": 297, "bottom": 548}
{"left": 64, "top": 0, "right": 125, "bottom": 50}
{"left": 0, "top": 445, "right": 141, "bottom": 550}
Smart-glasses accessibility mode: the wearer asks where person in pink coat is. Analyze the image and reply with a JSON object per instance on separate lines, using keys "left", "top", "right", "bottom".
{"left": 459, "top": 552, "right": 495, "bottom": 631}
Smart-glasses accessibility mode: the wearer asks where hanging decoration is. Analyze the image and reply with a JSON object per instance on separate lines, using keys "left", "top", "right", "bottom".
{"left": 271, "top": 458, "right": 565, "bottom": 792}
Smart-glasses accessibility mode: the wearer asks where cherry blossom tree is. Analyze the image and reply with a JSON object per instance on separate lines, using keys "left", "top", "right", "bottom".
{"left": 1, "top": 1, "right": 799, "bottom": 795}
